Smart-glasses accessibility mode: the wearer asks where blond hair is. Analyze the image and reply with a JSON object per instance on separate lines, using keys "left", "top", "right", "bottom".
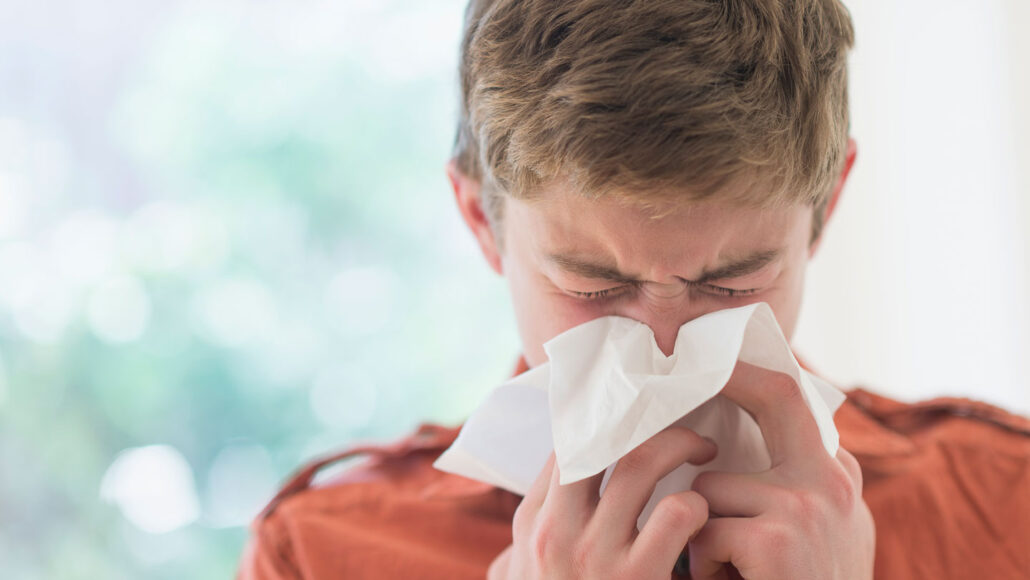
{"left": 453, "top": 0, "right": 854, "bottom": 241}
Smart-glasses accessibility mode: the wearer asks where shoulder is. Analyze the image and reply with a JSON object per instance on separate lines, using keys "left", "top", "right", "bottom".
{"left": 237, "top": 423, "right": 521, "bottom": 580}
{"left": 836, "top": 387, "right": 1030, "bottom": 464}
{"left": 836, "top": 388, "right": 1030, "bottom": 579}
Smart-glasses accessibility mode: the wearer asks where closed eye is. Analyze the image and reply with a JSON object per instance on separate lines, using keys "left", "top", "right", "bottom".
{"left": 568, "top": 281, "right": 760, "bottom": 301}
{"left": 688, "top": 281, "right": 760, "bottom": 298}
{"left": 567, "top": 285, "right": 632, "bottom": 301}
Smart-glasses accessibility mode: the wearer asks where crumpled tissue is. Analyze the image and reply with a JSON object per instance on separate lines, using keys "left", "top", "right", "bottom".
{"left": 433, "top": 302, "right": 845, "bottom": 527}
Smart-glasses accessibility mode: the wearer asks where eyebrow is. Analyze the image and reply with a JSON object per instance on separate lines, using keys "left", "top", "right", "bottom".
{"left": 693, "top": 249, "right": 781, "bottom": 284}
{"left": 546, "top": 248, "right": 781, "bottom": 285}
{"left": 547, "top": 254, "right": 640, "bottom": 283}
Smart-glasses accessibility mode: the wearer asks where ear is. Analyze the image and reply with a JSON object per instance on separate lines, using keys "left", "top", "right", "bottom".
{"left": 809, "top": 137, "right": 857, "bottom": 257}
{"left": 447, "top": 159, "right": 504, "bottom": 275}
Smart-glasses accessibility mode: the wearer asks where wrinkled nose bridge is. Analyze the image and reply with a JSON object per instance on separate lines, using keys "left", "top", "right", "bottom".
{"left": 634, "top": 281, "right": 694, "bottom": 356}
{"left": 642, "top": 278, "right": 689, "bottom": 301}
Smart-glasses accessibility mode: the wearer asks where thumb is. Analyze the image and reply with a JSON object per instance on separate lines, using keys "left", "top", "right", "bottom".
{"left": 689, "top": 518, "right": 736, "bottom": 580}
{"left": 487, "top": 545, "right": 513, "bottom": 580}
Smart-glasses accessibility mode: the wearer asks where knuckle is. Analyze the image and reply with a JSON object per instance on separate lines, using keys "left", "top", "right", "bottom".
{"left": 571, "top": 531, "right": 621, "bottom": 576}
{"left": 838, "top": 448, "right": 864, "bottom": 488}
{"left": 569, "top": 540, "right": 594, "bottom": 574}
{"left": 754, "top": 519, "right": 792, "bottom": 554}
{"left": 529, "top": 513, "right": 566, "bottom": 564}
{"left": 511, "top": 503, "right": 532, "bottom": 539}
{"left": 655, "top": 492, "right": 706, "bottom": 528}
{"left": 618, "top": 427, "right": 702, "bottom": 476}
{"left": 530, "top": 523, "right": 556, "bottom": 563}
{"left": 765, "top": 372, "right": 802, "bottom": 401}
{"left": 662, "top": 425, "right": 699, "bottom": 442}
{"left": 823, "top": 464, "right": 859, "bottom": 511}
{"left": 782, "top": 465, "right": 858, "bottom": 522}
{"left": 612, "top": 565, "right": 642, "bottom": 580}
{"left": 619, "top": 440, "right": 661, "bottom": 475}
{"left": 690, "top": 470, "right": 714, "bottom": 494}
{"left": 784, "top": 488, "right": 821, "bottom": 521}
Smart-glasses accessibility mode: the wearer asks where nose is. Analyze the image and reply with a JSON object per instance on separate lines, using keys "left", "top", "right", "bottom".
{"left": 623, "top": 299, "right": 707, "bottom": 357}
{"left": 616, "top": 281, "right": 715, "bottom": 356}
{"left": 646, "top": 315, "right": 685, "bottom": 357}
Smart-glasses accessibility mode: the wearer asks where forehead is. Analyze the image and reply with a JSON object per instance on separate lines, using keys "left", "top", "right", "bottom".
{"left": 506, "top": 187, "right": 811, "bottom": 277}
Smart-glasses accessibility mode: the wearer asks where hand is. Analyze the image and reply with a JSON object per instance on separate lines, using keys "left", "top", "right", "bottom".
{"left": 488, "top": 426, "right": 719, "bottom": 579}
{"left": 688, "top": 362, "right": 875, "bottom": 580}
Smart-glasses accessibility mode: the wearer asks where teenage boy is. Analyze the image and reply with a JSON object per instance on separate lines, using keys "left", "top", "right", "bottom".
{"left": 238, "top": 1, "right": 1030, "bottom": 578}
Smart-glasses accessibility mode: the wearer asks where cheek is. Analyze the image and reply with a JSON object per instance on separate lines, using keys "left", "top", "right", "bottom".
{"left": 760, "top": 264, "right": 806, "bottom": 340}
{"left": 500, "top": 214, "right": 610, "bottom": 366}
{"left": 507, "top": 271, "right": 605, "bottom": 367}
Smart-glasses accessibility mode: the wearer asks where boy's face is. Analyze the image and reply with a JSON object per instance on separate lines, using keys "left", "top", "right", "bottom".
{"left": 502, "top": 192, "right": 812, "bottom": 366}
{"left": 450, "top": 142, "right": 853, "bottom": 367}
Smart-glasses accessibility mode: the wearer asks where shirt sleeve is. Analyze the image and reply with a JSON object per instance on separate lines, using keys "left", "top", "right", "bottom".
{"left": 236, "top": 516, "right": 304, "bottom": 580}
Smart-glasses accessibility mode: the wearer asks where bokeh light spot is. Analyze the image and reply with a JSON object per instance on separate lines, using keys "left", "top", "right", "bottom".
{"left": 309, "top": 362, "right": 378, "bottom": 431}
{"left": 193, "top": 277, "right": 279, "bottom": 348}
{"left": 324, "top": 266, "right": 397, "bottom": 336}
{"left": 122, "top": 201, "right": 228, "bottom": 274}
{"left": 0, "top": 242, "right": 41, "bottom": 308}
{"left": 100, "top": 445, "right": 200, "bottom": 534}
{"left": 88, "top": 275, "right": 151, "bottom": 344}
{"left": 0, "top": 170, "right": 29, "bottom": 239}
{"left": 11, "top": 271, "right": 74, "bottom": 344}
{"left": 50, "top": 210, "right": 119, "bottom": 286}
{"left": 204, "top": 443, "right": 276, "bottom": 528}
{"left": 0, "top": 350, "right": 8, "bottom": 408}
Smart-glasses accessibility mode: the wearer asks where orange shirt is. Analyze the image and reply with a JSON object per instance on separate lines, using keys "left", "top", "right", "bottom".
{"left": 238, "top": 388, "right": 1030, "bottom": 580}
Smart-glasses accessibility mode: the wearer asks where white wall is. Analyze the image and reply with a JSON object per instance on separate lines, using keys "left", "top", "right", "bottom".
{"left": 794, "top": 0, "right": 1030, "bottom": 414}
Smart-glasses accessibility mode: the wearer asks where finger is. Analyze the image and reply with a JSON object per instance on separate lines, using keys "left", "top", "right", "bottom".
{"left": 836, "top": 447, "right": 863, "bottom": 488}
{"left": 691, "top": 470, "right": 770, "bottom": 518}
{"left": 630, "top": 490, "right": 709, "bottom": 571}
{"left": 535, "top": 451, "right": 607, "bottom": 541}
{"left": 545, "top": 452, "right": 607, "bottom": 511}
{"left": 595, "top": 426, "right": 717, "bottom": 536}
{"left": 688, "top": 517, "right": 748, "bottom": 580}
{"left": 486, "top": 545, "right": 512, "bottom": 580}
{"left": 512, "top": 452, "right": 607, "bottom": 568}
{"left": 511, "top": 452, "right": 557, "bottom": 543}
{"left": 719, "top": 361, "right": 824, "bottom": 466}
{"left": 523, "top": 452, "right": 556, "bottom": 510}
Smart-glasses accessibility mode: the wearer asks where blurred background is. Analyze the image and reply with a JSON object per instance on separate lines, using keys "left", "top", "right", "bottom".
{"left": 0, "top": 0, "right": 1025, "bottom": 578}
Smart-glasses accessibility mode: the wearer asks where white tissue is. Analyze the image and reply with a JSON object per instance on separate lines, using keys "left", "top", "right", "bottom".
{"left": 434, "top": 302, "right": 845, "bottom": 527}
